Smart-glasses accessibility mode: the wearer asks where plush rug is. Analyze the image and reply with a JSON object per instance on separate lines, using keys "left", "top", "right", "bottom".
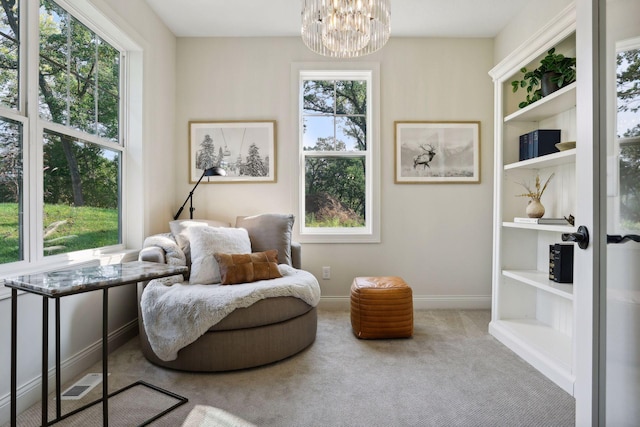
{"left": 7, "top": 309, "right": 575, "bottom": 427}
{"left": 182, "top": 405, "right": 255, "bottom": 427}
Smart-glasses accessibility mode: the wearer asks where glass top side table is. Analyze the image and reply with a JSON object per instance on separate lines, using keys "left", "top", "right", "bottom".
{"left": 6, "top": 261, "right": 189, "bottom": 427}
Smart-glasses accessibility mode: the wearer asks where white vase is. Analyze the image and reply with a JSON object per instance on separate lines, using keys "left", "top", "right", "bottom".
{"left": 526, "top": 198, "right": 545, "bottom": 218}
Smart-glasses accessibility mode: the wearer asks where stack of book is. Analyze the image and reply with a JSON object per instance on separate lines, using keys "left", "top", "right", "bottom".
{"left": 519, "top": 129, "right": 561, "bottom": 161}
{"left": 514, "top": 217, "right": 570, "bottom": 225}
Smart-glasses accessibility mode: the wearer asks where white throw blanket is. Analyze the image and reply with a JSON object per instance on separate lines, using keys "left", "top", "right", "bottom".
{"left": 140, "top": 264, "right": 321, "bottom": 361}
{"left": 142, "top": 233, "right": 186, "bottom": 267}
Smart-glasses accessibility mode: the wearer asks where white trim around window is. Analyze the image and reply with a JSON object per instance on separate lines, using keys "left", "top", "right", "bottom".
{"left": 291, "top": 62, "right": 380, "bottom": 244}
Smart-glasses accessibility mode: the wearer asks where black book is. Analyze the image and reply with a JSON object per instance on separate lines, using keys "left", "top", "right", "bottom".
{"left": 518, "top": 129, "right": 561, "bottom": 160}
{"left": 519, "top": 133, "right": 529, "bottom": 161}
{"left": 549, "top": 244, "right": 574, "bottom": 283}
{"left": 529, "top": 129, "right": 561, "bottom": 158}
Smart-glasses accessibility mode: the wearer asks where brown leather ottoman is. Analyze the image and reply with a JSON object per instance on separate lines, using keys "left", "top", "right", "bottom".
{"left": 350, "top": 276, "right": 413, "bottom": 339}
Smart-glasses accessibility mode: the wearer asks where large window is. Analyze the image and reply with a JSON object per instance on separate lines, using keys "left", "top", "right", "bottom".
{"left": 0, "top": 0, "right": 125, "bottom": 267}
{"left": 298, "top": 69, "right": 379, "bottom": 242}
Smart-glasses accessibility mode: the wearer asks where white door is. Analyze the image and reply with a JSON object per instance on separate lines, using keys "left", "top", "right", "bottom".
{"left": 602, "top": 0, "right": 640, "bottom": 425}
{"left": 575, "top": 0, "right": 640, "bottom": 424}
{"left": 573, "top": 1, "right": 603, "bottom": 423}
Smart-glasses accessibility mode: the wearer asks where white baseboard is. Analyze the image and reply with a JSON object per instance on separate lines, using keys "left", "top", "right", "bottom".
{"left": 318, "top": 295, "right": 491, "bottom": 311}
{"left": 412, "top": 295, "right": 492, "bottom": 309}
{"left": 0, "top": 319, "right": 138, "bottom": 425}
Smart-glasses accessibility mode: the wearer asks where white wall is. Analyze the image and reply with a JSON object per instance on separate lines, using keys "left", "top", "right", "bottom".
{"left": 0, "top": 0, "right": 177, "bottom": 424}
{"left": 99, "top": 0, "right": 179, "bottom": 236}
{"left": 493, "top": 0, "right": 574, "bottom": 65}
{"left": 175, "top": 36, "right": 495, "bottom": 308}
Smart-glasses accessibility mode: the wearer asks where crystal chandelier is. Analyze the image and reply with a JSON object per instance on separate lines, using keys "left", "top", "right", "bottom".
{"left": 301, "top": 0, "right": 391, "bottom": 58}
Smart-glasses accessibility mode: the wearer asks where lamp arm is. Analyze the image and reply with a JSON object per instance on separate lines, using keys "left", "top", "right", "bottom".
{"left": 173, "top": 170, "right": 207, "bottom": 220}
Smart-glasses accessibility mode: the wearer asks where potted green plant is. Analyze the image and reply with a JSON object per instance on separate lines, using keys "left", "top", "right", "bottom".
{"left": 511, "top": 48, "right": 576, "bottom": 108}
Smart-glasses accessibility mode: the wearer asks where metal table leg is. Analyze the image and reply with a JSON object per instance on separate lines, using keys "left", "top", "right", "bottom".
{"left": 56, "top": 298, "right": 61, "bottom": 420}
{"left": 103, "top": 288, "right": 109, "bottom": 425}
{"left": 42, "top": 297, "right": 48, "bottom": 427}
{"left": 11, "top": 289, "right": 17, "bottom": 427}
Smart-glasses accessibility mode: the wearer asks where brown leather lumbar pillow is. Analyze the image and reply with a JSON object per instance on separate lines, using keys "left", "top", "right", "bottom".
{"left": 214, "top": 249, "right": 282, "bottom": 285}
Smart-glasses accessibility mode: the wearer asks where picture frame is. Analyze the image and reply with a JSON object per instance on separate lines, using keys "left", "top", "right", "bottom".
{"left": 188, "top": 120, "right": 276, "bottom": 183}
{"left": 394, "top": 121, "right": 480, "bottom": 183}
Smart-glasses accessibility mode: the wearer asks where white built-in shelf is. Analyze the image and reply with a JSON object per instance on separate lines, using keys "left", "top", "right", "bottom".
{"left": 502, "top": 222, "right": 576, "bottom": 233}
{"left": 492, "top": 13, "right": 577, "bottom": 397}
{"left": 492, "top": 319, "right": 572, "bottom": 369}
{"left": 490, "top": 319, "right": 573, "bottom": 380}
{"left": 504, "top": 82, "right": 577, "bottom": 123}
{"left": 502, "top": 269, "right": 574, "bottom": 300}
{"left": 505, "top": 149, "right": 576, "bottom": 171}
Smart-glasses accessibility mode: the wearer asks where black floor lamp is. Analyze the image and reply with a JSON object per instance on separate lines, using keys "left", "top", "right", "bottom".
{"left": 173, "top": 166, "right": 226, "bottom": 220}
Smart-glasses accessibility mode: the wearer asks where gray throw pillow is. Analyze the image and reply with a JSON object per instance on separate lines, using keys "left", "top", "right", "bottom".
{"left": 235, "top": 214, "right": 294, "bottom": 266}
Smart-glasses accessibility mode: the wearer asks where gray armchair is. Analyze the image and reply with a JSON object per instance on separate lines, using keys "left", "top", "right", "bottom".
{"left": 137, "top": 214, "right": 318, "bottom": 372}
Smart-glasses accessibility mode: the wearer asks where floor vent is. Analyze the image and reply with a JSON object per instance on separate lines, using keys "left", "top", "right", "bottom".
{"left": 60, "top": 373, "right": 107, "bottom": 400}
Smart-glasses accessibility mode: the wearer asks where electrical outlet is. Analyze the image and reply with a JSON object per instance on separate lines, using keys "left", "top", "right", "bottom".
{"left": 322, "top": 266, "right": 331, "bottom": 280}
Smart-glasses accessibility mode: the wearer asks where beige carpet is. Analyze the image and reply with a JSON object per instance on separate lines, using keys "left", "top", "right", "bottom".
{"left": 7, "top": 309, "right": 575, "bottom": 426}
{"left": 182, "top": 405, "right": 256, "bottom": 427}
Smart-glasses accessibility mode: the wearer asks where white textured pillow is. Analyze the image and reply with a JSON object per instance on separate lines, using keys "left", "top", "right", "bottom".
{"left": 169, "top": 219, "right": 231, "bottom": 264}
{"left": 189, "top": 227, "right": 252, "bottom": 285}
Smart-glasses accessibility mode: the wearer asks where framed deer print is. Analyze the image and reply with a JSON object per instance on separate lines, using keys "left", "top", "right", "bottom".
{"left": 188, "top": 120, "right": 276, "bottom": 183}
{"left": 394, "top": 121, "right": 480, "bottom": 183}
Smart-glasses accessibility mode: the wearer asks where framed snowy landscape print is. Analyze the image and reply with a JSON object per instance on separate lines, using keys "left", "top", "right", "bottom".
{"left": 394, "top": 121, "right": 480, "bottom": 184}
{"left": 188, "top": 120, "right": 276, "bottom": 183}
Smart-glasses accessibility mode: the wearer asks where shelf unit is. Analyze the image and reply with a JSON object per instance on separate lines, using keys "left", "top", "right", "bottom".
{"left": 502, "top": 270, "right": 574, "bottom": 300}
{"left": 489, "top": 6, "right": 577, "bottom": 395}
{"left": 504, "top": 83, "right": 576, "bottom": 123}
{"left": 504, "top": 147, "right": 575, "bottom": 170}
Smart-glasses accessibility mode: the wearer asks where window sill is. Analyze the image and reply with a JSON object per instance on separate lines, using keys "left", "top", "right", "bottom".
{"left": 298, "top": 234, "right": 381, "bottom": 244}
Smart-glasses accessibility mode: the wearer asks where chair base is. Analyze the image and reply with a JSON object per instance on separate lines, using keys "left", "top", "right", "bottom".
{"left": 139, "top": 302, "right": 317, "bottom": 372}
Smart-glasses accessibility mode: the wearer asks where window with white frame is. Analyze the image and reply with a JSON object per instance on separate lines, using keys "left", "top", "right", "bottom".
{"left": 616, "top": 45, "right": 640, "bottom": 232}
{"left": 298, "top": 69, "right": 379, "bottom": 242}
{"left": 0, "top": 0, "right": 126, "bottom": 268}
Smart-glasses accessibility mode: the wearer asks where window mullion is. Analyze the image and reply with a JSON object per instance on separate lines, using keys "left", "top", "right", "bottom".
{"left": 40, "top": 119, "right": 122, "bottom": 152}
{"left": 304, "top": 151, "right": 364, "bottom": 158}
{"left": 25, "top": 0, "right": 42, "bottom": 263}
{"left": 94, "top": 38, "right": 99, "bottom": 135}
{"left": 333, "top": 81, "right": 337, "bottom": 150}
{"left": 18, "top": 0, "right": 27, "bottom": 114}
{"left": 65, "top": 10, "right": 71, "bottom": 127}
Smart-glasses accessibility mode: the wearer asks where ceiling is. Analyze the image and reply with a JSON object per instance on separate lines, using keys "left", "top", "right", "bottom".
{"left": 144, "top": 0, "right": 530, "bottom": 38}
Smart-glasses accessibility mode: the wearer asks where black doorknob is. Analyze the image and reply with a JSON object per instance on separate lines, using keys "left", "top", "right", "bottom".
{"left": 562, "top": 225, "right": 589, "bottom": 249}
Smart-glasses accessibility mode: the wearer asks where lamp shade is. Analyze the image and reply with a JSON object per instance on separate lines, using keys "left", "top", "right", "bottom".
{"left": 204, "top": 166, "right": 226, "bottom": 177}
